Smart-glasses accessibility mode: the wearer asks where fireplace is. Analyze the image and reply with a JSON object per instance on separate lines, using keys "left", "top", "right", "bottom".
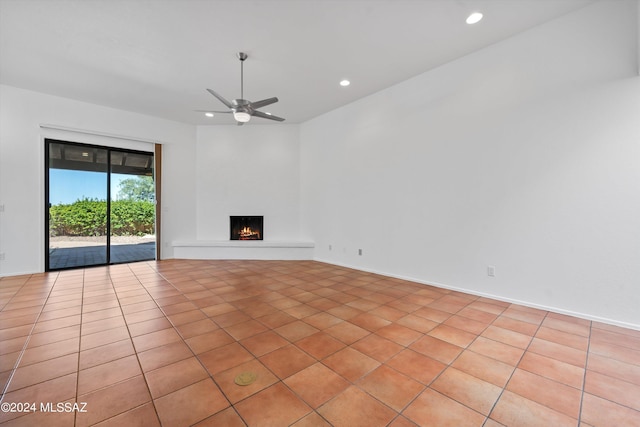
{"left": 230, "top": 216, "right": 263, "bottom": 240}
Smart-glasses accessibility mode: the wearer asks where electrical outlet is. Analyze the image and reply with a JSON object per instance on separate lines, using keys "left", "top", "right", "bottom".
{"left": 487, "top": 265, "right": 496, "bottom": 277}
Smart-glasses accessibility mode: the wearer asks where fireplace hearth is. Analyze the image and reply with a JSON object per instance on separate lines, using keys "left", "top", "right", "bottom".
{"left": 230, "top": 216, "right": 263, "bottom": 240}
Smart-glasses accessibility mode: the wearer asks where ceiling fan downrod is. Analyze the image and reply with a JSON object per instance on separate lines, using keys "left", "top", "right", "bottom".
{"left": 237, "top": 52, "right": 247, "bottom": 100}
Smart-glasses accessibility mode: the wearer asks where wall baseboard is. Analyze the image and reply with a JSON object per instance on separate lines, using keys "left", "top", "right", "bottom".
{"left": 0, "top": 269, "right": 42, "bottom": 278}
{"left": 314, "top": 257, "right": 640, "bottom": 332}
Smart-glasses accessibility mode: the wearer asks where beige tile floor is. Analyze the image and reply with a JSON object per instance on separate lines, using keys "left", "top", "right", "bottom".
{"left": 0, "top": 259, "right": 639, "bottom": 426}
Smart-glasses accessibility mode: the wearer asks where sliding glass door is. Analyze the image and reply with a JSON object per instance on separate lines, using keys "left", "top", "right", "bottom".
{"left": 46, "top": 139, "right": 155, "bottom": 270}
{"left": 109, "top": 150, "right": 156, "bottom": 264}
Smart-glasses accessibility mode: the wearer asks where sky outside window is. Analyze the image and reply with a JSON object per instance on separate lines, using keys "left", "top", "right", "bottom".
{"left": 49, "top": 169, "right": 131, "bottom": 205}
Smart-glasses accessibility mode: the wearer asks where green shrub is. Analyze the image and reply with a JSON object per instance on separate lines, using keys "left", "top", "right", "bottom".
{"left": 49, "top": 198, "right": 154, "bottom": 237}
{"left": 110, "top": 199, "right": 155, "bottom": 236}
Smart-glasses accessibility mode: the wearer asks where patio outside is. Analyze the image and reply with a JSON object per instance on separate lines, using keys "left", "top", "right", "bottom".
{"left": 47, "top": 141, "right": 156, "bottom": 271}
{"left": 49, "top": 235, "right": 155, "bottom": 269}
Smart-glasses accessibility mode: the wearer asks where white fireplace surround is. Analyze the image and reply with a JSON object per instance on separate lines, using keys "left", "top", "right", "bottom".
{"left": 171, "top": 240, "right": 315, "bottom": 260}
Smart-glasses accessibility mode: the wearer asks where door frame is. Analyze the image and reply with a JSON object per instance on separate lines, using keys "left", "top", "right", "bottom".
{"left": 45, "top": 138, "right": 157, "bottom": 271}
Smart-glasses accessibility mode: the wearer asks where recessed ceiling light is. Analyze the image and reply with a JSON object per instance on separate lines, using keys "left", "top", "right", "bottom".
{"left": 340, "top": 79, "right": 350, "bottom": 87}
{"left": 205, "top": 112, "right": 214, "bottom": 117}
{"left": 466, "top": 12, "right": 483, "bottom": 24}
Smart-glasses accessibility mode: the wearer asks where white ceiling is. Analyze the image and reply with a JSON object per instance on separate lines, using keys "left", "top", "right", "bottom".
{"left": 0, "top": 0, "right": 594, "bottom": 125}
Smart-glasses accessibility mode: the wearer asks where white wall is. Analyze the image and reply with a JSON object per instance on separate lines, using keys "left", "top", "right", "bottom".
{"left": 195, "top": 125, "right": 301, "bottom": 241}
{"left": 301, "top": 0, "right": 640, "bottom": 328}
{"left": 0, "top": 85, "right": 197, "bottom": 275}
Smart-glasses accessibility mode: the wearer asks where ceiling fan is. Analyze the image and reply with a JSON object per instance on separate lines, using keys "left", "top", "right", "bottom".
{"left": 199, "top": 52, "right": 285, "bottom": 125}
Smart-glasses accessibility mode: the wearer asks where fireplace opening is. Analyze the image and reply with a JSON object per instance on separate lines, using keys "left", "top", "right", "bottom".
{"left": 230, "top": 216, "right": 263, "bottom": 240}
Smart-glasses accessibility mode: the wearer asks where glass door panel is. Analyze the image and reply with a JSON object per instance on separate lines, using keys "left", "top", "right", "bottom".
{"left": 46, "top": 140, "right": 156, "bottom": 270}
{"left": 109, "top": 150, "right": 156, "bottom": 264}
{"left": 47, "top": 142, "right": 108, "bottom": 269}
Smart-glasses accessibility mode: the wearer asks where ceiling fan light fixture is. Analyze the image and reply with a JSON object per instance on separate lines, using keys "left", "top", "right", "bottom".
{"left": 234, "top": 111, "right": 251, "bottom": 122}
{"left": 466, "top": 12, "right": 483, "bottom": 24}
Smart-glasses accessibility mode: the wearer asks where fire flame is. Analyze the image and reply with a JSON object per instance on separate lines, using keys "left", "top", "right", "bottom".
{"left": 239, "top": 226, "right": 260, "bottom": 239}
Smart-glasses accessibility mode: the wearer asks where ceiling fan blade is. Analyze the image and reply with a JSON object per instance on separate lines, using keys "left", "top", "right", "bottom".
{"left": 252, "top": 110, "right": 285, "bottom": 122}
{"left": 206, "top": 89, "right": 233, "bottom": 109}
{"left": 194, "top": 110, "right": 232, "bottom": 113}
{"left": 249, "top": 97, "right": 278, "bottom": 110}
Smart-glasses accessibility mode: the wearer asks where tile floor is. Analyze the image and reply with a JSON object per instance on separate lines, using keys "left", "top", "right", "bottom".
{"left": 0, "top": 259, "right": 639, "bottom": 426}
